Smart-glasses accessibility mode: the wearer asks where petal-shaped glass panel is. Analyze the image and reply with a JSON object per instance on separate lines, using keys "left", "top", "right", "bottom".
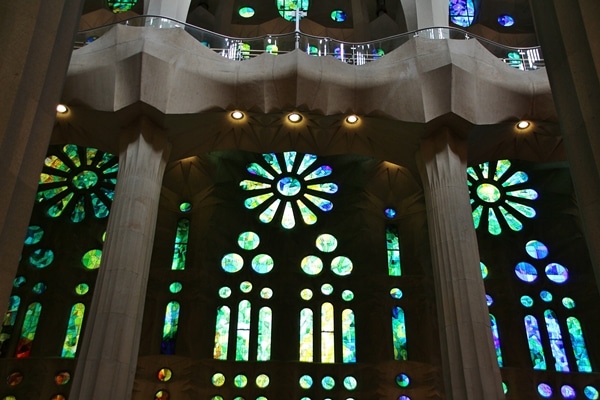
{"left": 297, "top": 154, "right": 317, "bottom": 174}
{"left": 304, "top": 194, "right": 333, "bottom": 211}
{"left": 259, "top": 199, "right": 280, "bottom": 223}
{"left": 506, "top": 189, "right": 538, "bottom": 200}
{"left": 472, "top": 205, "right": 483, "bottom": 229}
{"left": 498, "top": 205, "right": 523, "bottom": 231}
{"left": 90, "top": 193, "right": 109, "bottom": 218}
{"left": 307, "top": 182, "right": 338, "bottom": 194}
{"left": 47, "top": 192, "right": 74, "bottom": 217}
{"left": 466, "top": 166, "right": 478, "bottom": 181}
{"left": 244, "top": 193, "right": 274, "bottom": 209}
{"left": 494, "top": 160, "right": 511, "bottom": 181}
{"left": 263, "top": 153, "right": 282, "bottom": 173}
{"left": 304, "top": 165, "right": 332, "bottom": 180}
{"left": 296, "top": 199, "right": 317, "bottom": 225}
{"left": 488, "top": 208, "right": 501, "bottom": 235}
{"left": 240, "top": 180, "right": 271, "bottom": 191}
{"left": 502, "top": 171, "right": 529, "bottom": 187}
{"left": 281, "top": 201, "right": 295, "bottom": 229}
{"left": 506, "top": 200, "right": 536, "bottom": 218}
{"left": 247, "top": 163, "right": 274, "bottom": 180}
{"left": 283, "top": 151, "right": 297, "bottom": 172}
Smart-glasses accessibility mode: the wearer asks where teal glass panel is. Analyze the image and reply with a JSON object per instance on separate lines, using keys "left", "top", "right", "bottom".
{"left": 544, "top": 309, "right": 569, "bottom": 372}
{"left": 277, "top": 0, "right": 310, "bottom": 21}
{"left": 297, "top": 199, "right": 317, "bottom": 225}
{"left": 47, "top": 191, "right": 73, "bottom": 217}
{"left": 521, "top": 295, "right": 534, "bottom": 307}
{"left": 238, "top": 6, "right": 255, "bottom": 18}
{"left": 316, "top": 234, "right": 337, "bottom": 252}
{"left": 331, "top": 10, "right": 347, "bottom": 22}
{"left": 342, "top": 309, "right": 356, "bottom": 363}
{"left": 240, "top": 281, "right": 253, "bottom": 293}
{"left": 259, "top": 198, "right": 281, "bottom": 223}
{"left": 277, "top": 177, "right": 301, "bottom": 196}
{"left": 466, "top": 166, "right": 478, "bottom": 180}
{"left": 303, "top": 194, "right": 332, "bottom": 211}
{"left": 472, "top": 205, "right": 483, "bottom": 229}
{"left": 562, "top": 297, "right": 575, "bottom": 309}
{"left": 304, "top": 165, "right": 332, "bottom": 180}
{"left": 584, "top": 386, "right": 599, "bottom": 399}
{"left": 321, "top": 283, "right": 333, "bottom": 295}
{"left": 257, "top": 307, "right": 272, "bottom": 361}
{"left": 244, "top": 193, "right": 274, "bottom": 209}
{"left": 252, "top": 254, "right": 274, "bottom": 274}
{"left": 480, "top": 262, "right": 488, "bottom": 278}
{"left": 331, "top": 256, "right": 353, "bottom": 276}
{"left": 524, "top": 315, "right": 546, "bottom": 369}
{"left": 488, "top": 208, "right": 502, "bottom": 235}
{"left": 171, "top": 219, "right": 189, "bottom": 270}
{"left": 234, "top": 374, "right": 248, "bottom": 388}
{"left": 386, "top": 226, "right": 401, "bottom": 276}
{"left": 498, "top": 206, "right": 523, "bottom": 231}
{"left": 479, "top": 162, "right": 489, "bottom": 179}
{"left": 396, "top": 373, "right": 410, "bottom": 387}
{"left": 0, "top": 296, "right": 21, "bottom": 355}
{"left": 240, "top": 180, "right": 271, "bottom": 191}
{"left": 494, "top": 160, "right": 511, "bottom": 180}
{"left": 283, "top": 151, "right": 297, "bottom": 172}
{"left": 392, "top": 306, "right": 407, "bottom": 360}
{"left": 341, "top": 290, "right": 354, "bottom": 301}
{"left": 16, "top": 302, "right": 42, "bottom": 358}
{"left": 238, "top": 231, "right": 260, "bottom": 250}
{"left": 30, "top": 249, "right": 54, "bottom": 268}
{"left": 321, "top": 375, "right": 335, "bottom": 390}
{"left": 502, "top": 171, "right": 529, "bottom": 186}
{"left": 247, "top": 163, "right": 274, "bottom": 179}
{"left": 213, "top": 306, "right": 230, "bottom": 360}
{"left": 161, "top": 301, "right": 180, "bottom": 355}
{"left": 90, "top": 193, "right": 109, "bottom": 218}
{"left": 61, "top": 303, "right": 85, "bottom": 358}
{"left": 13, "top": 277, "right": 26, "bottom": 288}
{"left": 299, "top": 308, "right": 313, "bottom": 362}
{"left": 24, "top": 226, "right": 44, "bottom": 245}
{"left": 321, "top": 302, "right": 335, "bottom": 363}
{"left": 218, "top": 286, "right": 231, "bottom": 299}
{"left": 299, "top": 374, "right": 313, "bottom": 389}
{"left": 490, "top": 314, "right": 503, "bottom": 367}
{"left": 540, "top": 291, "right": 553, "bottom": 302}
{"left": 297, "top": 154, "right": 317, "bottom": 174}
{"left": 515, "top": 262, "right": 537, "bottom": 282}
{"left": 221, "top": 253, "right": 244, "bottom": 273}
{"left": 260, "top": 287, "right": 273, "bottom": 299}
{"left": 525, "top": 240, "right": 548, "bottom": 259}
{"left": 70, "top": 197, "right": 86, "bottom": 222}
{"left": 236, "top": 300, "right": 251, "bottom": 361}
{"left": 281, "top": 201, "right": 295, "bottom": 229}
{"left": 32, "top": 282, "right": 46, "bottom": 295}
{"left": 506, "top": 188, "right": 538, "bottom": 200}
{"left": 506, "top": 200, "right": 536, "bottom": 218}
{"left": 343, "top": 375, "right": 357, "bottom": 390}
{"left": 307, "top": 183, "right": 338, "bottom": 194}
{"left": 169, "top": 282, "right": 182, "bottom": 294}
{"left": 263, "top": 153, "right": 282, "bottom": 173}
{"left": 477, "top": 183, "right": 501, "bottom": 203}
{"left": 390, "top": 288, "right": 403, "bottom": 299}
{"left": 301, "top": 255, "right": 323, "bottom": 275}
{"left": 566, "top": 317, "right": 592, "bottom": 372}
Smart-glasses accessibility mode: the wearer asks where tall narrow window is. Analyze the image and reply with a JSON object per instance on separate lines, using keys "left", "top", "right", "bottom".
{"left": 257, "top": 307, "right": 272, "bottom": 361}
{"left": 341, "top": 309, "right": 356, "bottom": 363}
{"left": 524, "top": 315, "right": 546, "bottom": 370}
{"left": 566, "top": 316, "right": 592, "bottom": 372}
{"left": 489, "top": 314, "right": 503, "bottom": 367}
{"left": 321, "top": 302, "right": 335, "bottom": 363}
{"left": 61, "top": 303, "right": 85, "bottom": 358}
{"left": 299, "top": 308, "right": 313, "bottom": 362}
{"left": 236, "top": 300, "right": 251, "bottom": 361}
{"left": 213, "top": 306, "right": 230, "bottom": 360}
{"left": 392, "top": 306, "right": 408, "bottom": 360}
{"left": 386, "top": 226, "right": 401, "bottom": 276}
{"left": 544, "top": 310, "right": 569, "bottom": 372}
{"left": 161, "top": 301, "right": 180, "bottom": 355}
{"left": 171, "top": 219, "right": 189, "bottom": 270}
{"left": 0, "top": 295, "right": 20, "bottom": 356}
{"left": 16, "top": 303, "right": 42, "bottom": 358}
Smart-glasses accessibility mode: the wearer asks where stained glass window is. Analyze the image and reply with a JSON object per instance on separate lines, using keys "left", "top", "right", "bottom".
{"left": 566, "top": 317, "right": 592, "bottom": 372}
{"left": 61, "top": 303, "right": 85, "bottom": 358}
{"left": 236, "top": 300, "right": 251, "bottom": 361}
{"left": 213, "top": 306, "right": 230, "bottom": 360}
{"left": 107, "top": 0, "right": 138, "bottom": 13}
{"left": 524, "top": 315, "right": 546, "bottom": 370}
{"left": 299, "top": 308, "right": 313, "bottom": 362}
{"left": 171, "top": 219, "right": 189, "bottom": 270}
{"left": 257, "top": 307, "right": 272, "bottom": 361}
{"left": 16, "top": 303, "right": 42, "bottom": 358}
{"left": 321, "top": 302, "right": 335, "bottom": 363}
{"left": 276, "top": 0, "right": 309, "bottom": 21}
{"left": 392, "top": 306, "right": 407, "bottom": 360}
{"left": 386, "top": 226, "right": 401, "bottom": 276}
{"left": 449, "top": 0, "right": 476, "bottom": 27}
{"left": 341, "top": 309, "right": 356, "bottom": 363}
{"left": 0, "top": 296, "right": 20, "bottom": 356}
{"left": 161, "top": 301, "right": 180, "bottom": 355}
{"left": 489, "top": 314, "right": 503, "bottom": 367}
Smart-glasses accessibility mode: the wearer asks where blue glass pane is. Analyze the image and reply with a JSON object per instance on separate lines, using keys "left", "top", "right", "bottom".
{"left": 544, "top": 309, "right": 569, "bottom": 372}
{"left": 515, "top": 262, "right": 537, "bottom": 282}
{"left": 524, "top": 315, "right": 546, "bottom": 369}
{"left": 525, "top": 240, "right": 548, "bottom": 259}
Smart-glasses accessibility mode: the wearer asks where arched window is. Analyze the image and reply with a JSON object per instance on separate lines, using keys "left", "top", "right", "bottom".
{"left": 171, "top": 219, "right": 189, "bottom": 270}
{"left": 61, "top": 303, "right": 85, "bottom": 358}
{"left": 16, "top": 303, "right": 42, "bottom": 358}
{"left": 161, "top": 301, "right": 180, "bottom": 355}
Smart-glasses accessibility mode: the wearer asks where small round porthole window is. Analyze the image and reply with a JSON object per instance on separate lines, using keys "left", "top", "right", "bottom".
{"left": 239, "top": 7, "right": 255, "bottom": 18}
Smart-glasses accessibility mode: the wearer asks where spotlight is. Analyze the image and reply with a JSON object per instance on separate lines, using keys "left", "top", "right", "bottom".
{"left": 516, "top": 120, "right": 530, "bottom": 129}
{"left": 287, "top": 113, "right": 302, "bottom": 123}
{"left": 231, "top": 111, "right": 244, "bottom": 120}
{"left": 346, "top": 114, "right": 359, "bottom": 124}
{"left": 56, "top": 104, "right": 68, "bottom": 113}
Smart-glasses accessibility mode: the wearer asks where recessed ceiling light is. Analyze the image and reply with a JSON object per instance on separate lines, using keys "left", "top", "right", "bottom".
{"left": 288, "top": 113, "right": 302, "bottom": 123}
{"left": 346, "top": 115, "right": 359, "bottom": 124}
{"left": 231, "top": 111, "right": 244, "bottom": 120}
{"left": 516, "top": 120, "right": 530, "bottom": 129}
{"left": 56, "top": 104, "right": 68, "bottom": 113}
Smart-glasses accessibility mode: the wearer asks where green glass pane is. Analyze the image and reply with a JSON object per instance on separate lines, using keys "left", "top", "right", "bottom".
{"left": 171, "top": 219, "right": 189, "bottom": 270}
{"left": 494, "top": 160, "right": 511, "bottom": 181}
{"left": 24, "top": 226, "right": 44, "bottom": 245}
{"left": 502, "top": 170, "right": 528, "bottom": 186}
{"left": 213, "top": 307, "right": 230, "bottom": 360}
{"left": 303, "top": 193, "right": 333, "bottom": 212}
{"left": 301, "top": 255, "right": 323, "bottom": 275}
{"left": 506, "top": 188, "right": 538, "bottom": 200}
{"left": 179, "top": 202, "right": 192, "bottom": 212}
{"left": 5, "top": 295, "right": 21, "bottom": 326}
{"left": 259, "top": 198, "right": 280, "bottom": 223}
{"left": 211, "top": 372, "right": 226, "bottom": 387}
{"left": 221, "top": 253, "right": 244, "bottom": 273}
{"left": 256, "top": 374, "right": 270, "bottom": 388}
{"left": 281, "top": 201, "right": 295, "bottom": 229}
{"left": 90, "top": 193, "right": 109, "bottom": 218}
{"left": 283, "top": 151, "right": 296, "bottom": 172}
{"left": 342, "top": 290, "right": 354, "bottom": 301}
{"left": 218, "top": 286, "right": 231, "bottom": 298}
{"left": 29, "top": 249, "right": 54, "bottom": 268}
{"left": 70, "top": 197, "right": 86, "bottom": 223}
{"left": 244, "top": 192, "right": 274, "bottom": 209}
{"left": 487, "top": 208, "right": 502, "bottom": 235}
{"left": 521, "top": 295, "right": 534, "bottom": 307}
{"left": 32, "top": 282, "right": 46, "bottom": 294}
{"left": 75, "top": 283, "right": 89, "bottom": 295}
{"left": 498, "top": 205, "right": 523, "bottom": 231}
{"left": 238, "top": 231, "right": 260, "bottom": 250}
{"left": 107, "top": 0, "right": 138, "bottom": 13}
{"left": 342, "top": 309, "right": 356, "bottom": 363}
{"left": 480, "top": 262, "right": 488, "bottom": 279}
{"left": 331, "top": 256, "right": 353, "bottom": 276}
{"left": 263, "top": 153, "right": 282, "bottom": 173}
{"left": 260, "top": 287, "right": 273, "bottom": 299}
{"left": 392, "top": 306, "right": 407, "bottom": 360}
{"left": 503, "top": 382, "right": 508, "bottom": 394}
{"left": 305, "top": 165, "right": 332, "bottom": 180}
{"left": 300, "top": 288, "right": 313, "bottom": 300}
{"left": 476, "top": 183, "right": 501, "bottom": 202}
{"left": 72, "top": 170, "right": 98, "bottom": 190}
{"left": 321, "top": 375, "right": 335, "bottom": 390}
{"left": 47, "top": 191, "right": 74, "bottom": 217}
{"left": 13, "top": 276, "right": 26, "bottom": 288}
{"left": 277, "top": 0, "right": 310, "bottom": 21}
{"left": 16, "top": 302, "right": 42, "bottom": 358}
{"left": 61, "top": 303, "right": 85, "bottom": 358}
{"left": 238, "top": 6, "right": 255, "bottom": 18}
{"left": 566, "top": 316, "right": 592, "bottom": 372}
{"left": 257, "top": 307, "right": 272, "bottom": 361}
{"left": 247, "top": 163, "right": 274, "bottom": 179}
{"left": 296, "top": 199, "right": 317, "bottom": 225}
{"left": 39, "top": 173, "right": 67, "bottom": 185}
{"left": 396, "top": 373, "right": 410, "bottom": 387}
{"left": 506, "top": 200, "right": 536, "bottom": 218}
{"left": 240, "top": 180, "right": 271, "bottom": 191}
{"left": 299, "top": 309, "right": 313, "bottom": 362}
{"left": 82, "top": 249, "right": 102, "bottom": 270}
{"left": 45, "top": 155, "right": 70, "bottom": 171}
{"left": 252, "top": 254, "right": 274, "bottom": 274}
{"left": 562, "top": 297, "right": 575, "bottom": 309}
{"left": 466, "top": 166, "right": 478, "bottom": 180}
{"left": 343, "top": 376, "right": 357, "bottom": 390}
{"left": 307, "top": 183, "right": 338, "bottom": 194}
{"left": 297, "top": 154, "right": 317, "bottom": 174}
{"left": 321, "top": 303, "right": 334, "bottom": 363}
{"left": 472, "top": 204, "right": 483, "bottom": 229}
{"left": 321, "top": 283, "right": 333, "bottom": 295}
{"left": 277, "top": 177, "right": 301, "bottom": 196}
{"left": 169, "top": 282, "right": 182, "bottom": 294}
{"left": 236, "top": 300, "right": 251, "bottom": 361}
{"left": 240, "top": 281, "right": 253, "bottom": 293}
{"left": 100, "top": 186, "right": 115, "bottom": 200}
{"left": 63, "top": 144, "right": 81, "bottom": 167}
{"left": 390, "top": 288, "right": 403, "bottom": 299}
{"left": 161, "top": 301, "right": 179, "bottom": 355}
{"left": 316, "top": 234, "right": 337, "bottom": 252}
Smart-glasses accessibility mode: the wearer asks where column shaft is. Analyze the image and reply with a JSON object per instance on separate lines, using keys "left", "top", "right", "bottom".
{"left": 400, "top": 0, "right": 448, "bottom": 31}
{"left": 144, "top": 0, "right": 191, "bottom": 21}
{"left": 70, "top": 122, "right": 170, "bottom": 399}
{"left": 418, "top": 129, "right": 504, "bottom": 400}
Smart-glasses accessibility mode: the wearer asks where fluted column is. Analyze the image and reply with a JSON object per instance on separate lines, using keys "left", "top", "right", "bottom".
{"left": 417, "top": 128, "right": 504, "bottom": 400}
{"left": 400, "top": 0, "right": 448, "bottom": 31}
{"left": 144, "top": 0, "right": 191, "bottom": 21}
{"left": 70, "top": 120, "right": 171, "bottom": 399}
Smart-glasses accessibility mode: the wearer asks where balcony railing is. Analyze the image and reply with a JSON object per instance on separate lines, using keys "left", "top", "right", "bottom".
{"left": 74, "top": 16, "right": 544, "bottom": 71}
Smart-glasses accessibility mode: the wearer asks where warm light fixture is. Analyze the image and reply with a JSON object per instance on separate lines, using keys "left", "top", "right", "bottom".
{"left": 288, "top": 113, "right": 302, "bottom": 123}
{"left": 516, "top": 120, "right": 530, "bottom": 129}
{"left": 56, "top": 104, "right": 68, "bottom": 113}
{"left": 346, "top": 114, "right": 359, "bottom": 124}
{"left": 231, "top": 110, "right": 244, "bottom": 120}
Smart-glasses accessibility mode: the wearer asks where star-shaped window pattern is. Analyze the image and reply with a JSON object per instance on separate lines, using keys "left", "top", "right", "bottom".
{"left": 36, "top": 144, "right": 118, "bottom": 223}
{"left": 467, "top": 160, "right": 538, "bottom": 235}
{"left": 241, "top": 152, "right": 338, "bottom": 229}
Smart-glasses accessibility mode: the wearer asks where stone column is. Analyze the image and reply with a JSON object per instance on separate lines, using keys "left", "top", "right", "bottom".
{"left": 0, "top": 0, "right": 84, "bottom": 320}
{"left": 529, "top": 0, "right": 600, "bottom": 293}
{"left": 400, "top": 0, "right": 448, "bottom": 31}
{"left": 144, "top": 0, "right": 191, "bottom": 21}
{"left": 417, "top": 128, "right": 504, "bottom": 400}
{"left": 70, "top": 120, "right": 171, "bottom": 399}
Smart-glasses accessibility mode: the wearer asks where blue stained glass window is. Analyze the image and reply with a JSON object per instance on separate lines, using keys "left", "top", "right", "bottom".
{"left": 161, "top": 301, "right": 180, "bottom": 355}
{"left": 490, "top": 314, "right": 503, "bottom": 367}
{"left": 544, "top": 309, "right": 569, "bottom": 372}
{"left": 392, "top": 306, "right": 408, "bottom": 360}
{"left": 524, "top": 315, "right": 546, "bottom": 369}
{"left": 498, "top": 14, "right": 514, "bottom": 27}
{"left": 449, "top": 0, "right": 476, "bottom": 27}
{"left": 341, "top": 309, "right": 356, "bottom": 363}
{"left": 386, "top": 226, "right": 401, "bottom": 276}
{"left": 566, "top": 317, "right": 592, "bottom": 372}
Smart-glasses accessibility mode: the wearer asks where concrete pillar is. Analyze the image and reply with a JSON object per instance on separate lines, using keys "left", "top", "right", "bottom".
{"left": 529, "top": 0, "right": 600, "bottom": 293}
{"left": 400, "top": 0, "right": 448, "bottom": 31}
{"left": 144, "top": 0, "right": 191, "bottom": 21}
{"left": 0, "top": 0, "right": 84, "bottom": 322}
{"left": 70, "top": 120, "right": 171, "bottom": 399}
{"left": 417, "top": 128, "right": 504, "bottom": 400}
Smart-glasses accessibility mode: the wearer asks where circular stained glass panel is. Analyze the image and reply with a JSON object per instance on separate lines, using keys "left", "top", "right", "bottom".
{"left": 385, "top": 208, "right": 397, "bottom": 218}
{"left": 331, "top": 256, "right": 353, "bottom": 276}
{"left": 515, "top": 262, "right": 537, "bottom": 282}
{"left": 343, "top": 376, "right": 357, "bottom": 390}
{"left": 13, "top": 276, "right": 26, "bottom": 288}
{"left": 239, "top": 6, "right": 255, "bottom": 18}
{"left": 315, "top": 234, "right": 337, "bottom": 252}
{"left": 498, "top": 14, "right": 515, "bottom": 27}
{"left": 480, "top": 262, "right": 488, "bottom": 279}
{"left": 301, "top": 255, "right": 323, "bottom": 275}
{"left": 30, "top": 249, "right": 54, "bottom": 268}
{"left": 562, "top": 297, "right": 575, "bottom": 309}
{"left": 525, "top": 240, "right": 548, "bottom": 259}
{"left": 561, "top": 385, "right": 576, "bottom": 399}
{"left": 277, "top": 177, "right": 301, "bottom": 196}
{"left": 256, "top": 374, "right": 270, "bottom": 388}
{"left": 238, "top": 231, "right": 260, "bottom": 250}
{"left": 24, "top": 226, "right": 44, "bottom": 245}
{"left": 477, "top": 183, "right": 501, "bottom": 203}
{"left": 75, "top": 283, "right": 89, "bottom": 295}
{"left": 341, "top": 289, "right": 354, "bottom": 301}
{"left": 72, "top": 170, "right": 98, "bottom": 189}
{"left": 322, "top": 376, "right": 335, "bottom": 390}
{"left": 154, "top": 390, "right": 169, "bottom": 399}
{"left": 7, "top": 372, "right": 23, "bottom": 386}
{"left": 252, "top": 254, "right": 274, "bottom": 274}
{"left": 211, "top": 373, "right": 225, "bottom": 387}
{"left": 221, "top": 253, "right": 244, "bottom": 273}
{"left": 331, "top": 10, "right": 347, "bottom": 22}
{"left": 390, "top": 288, "right": 403, "bottom": 299}
{"left": 584, "top": 386, "right": 599, "bottom": 399}
{"left": 219, "top": 286, "right": 231, "bottom": 298}
{"left": 240, "top": 281, "right": 253, "bottom": 293}
{"left": 260, "top": 287, "right": 273, "bottom": 299}
{"left": 179, "top": 202, "right": 192, "bottom": 212}
{"left": 82, "top": 249, "right": 102, "bottom": 269}
{"left": 486, "top": 294, "right": 493, "bottom": 306}
{"left": 545, "top": 263, "right": 568, "bottom": 283}
{"left": 169, "top": 282, "right": 182, "bottom": 294}
{"left": 520, "top": 295, "right": 534, "bottom": 307}
{"left": 537, "top": 383, "right": 553, "bottom": 398}
{"left": 321, "top": 284, "right": 333, "bottom": 295}
{"left": 395, "top": 373, "right": 410, "bottom": 387}
{"left": 234, "top": 374, "right": 248, "bottom": 388}
{"left": 540, "top": 291, "right": 553, "bottom": 302}
{"left": 300, "top": 288, "right": 313, "bottom": 300}
{"left": 299, "top": 374, "right": 313, "bottom": 389}
{"left": 55, "top": 371, "right": 70, "bottom": 385}
{"left": 158, "top": 368, "right": 172, "bottom": 382}
{"left": 32, "top": 282, "right": 46, "bottom": 295}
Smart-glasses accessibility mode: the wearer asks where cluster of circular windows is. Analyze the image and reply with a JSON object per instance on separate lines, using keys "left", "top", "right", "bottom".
{"left": 4, "top": 370, "right": 70, "bottom": 399}
{"left": 13, "top": 276, "right": 90, "bottom": 297}
{"left": 219, "top": 281, "right": 273, "bottom": 300}
{"left": 238, "top": 5, "right": 348, "bottom": 23}
{"left": 299, "top": 374, "right": 357, "bottom": 391}
{"left": 221, "top": 231, "right": 274, "bottom": 275}
{"left": 514, "top": 240, "right": 569, "bottom": 284}
{"left": 538, "top": 383, "right": 599, "bottom": 399}
{"left": 211, "top": 372, "right": 270, "bottom": 389}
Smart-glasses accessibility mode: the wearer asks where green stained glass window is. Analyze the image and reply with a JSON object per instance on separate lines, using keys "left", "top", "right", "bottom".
{"left": 247, "top": 163, "right": 275, "bottom": 179}
{"left": 343, "top": 376, "right": 357, "bottom": 390}
{"left": 171, "top": 219, "right": 189, "bottom": 270}
{"left": 61, "top": 303, "right": 85, "bottom": 358}
{"left": 480, "top": 262, "right": 488, "bottom": 279}
{"left": 32, "top": 282, "right": 46, "bottom": 295}
{"left": 584, "top": 386, "right": 599, "bottom": 399}
{"left": 252, "top": 254, "right": 274, "bottom": 274}
{"left": 490, "top": 314, "right": 503, "bottom": 367}
{"left": 524, "top": 315, "right": 546, "bottom": 369}
{"left": 179, "top": 202, "right": 192, "bottom": 212}
{"left": 260, "top": 288, "right": 273, "bottom": 299}
{"left": 257, "top": 307, "right": 272, "bottom": 361}
{"left": 321, "top": 302, "right": 334, "bottom": 363}
{"left": 342, "top": 309, "right": 356, "bottom": 363}
{"left": 341, "top": 290, "right": 354, "bottom": 301}
{"left": 238, "top": 231, "right": 260, "bottom": 250}
{"left": 386, "top": 226, "right": 401, "bottom": 276}
{"left": 240, "top": 180, "right": 271, "bottom": 191}
{"left": 284, "top": 152, "right": 296, "bottom": 172}
{"left": 316, "top": 234, "right": 337, "bottom": 252}
{"left": 259, "top": 199, "right": 280, "bottom": 223}
{"left": 240, "top": 281, "right": 253, "bottom": 293}
{"left": 30, "top": 248, "right": 54, "bottom": 268}
{"left": 0, "top": 296, "right": 21, "bottom": 355}
{"left": 396, "top": 373, "right": 410, "bottom": 387}
{"left": 169, "top": 282, "right": 182, "bottom": 294}
{"left": 540, "top": 291, "right": 553, "bottom": 302}
{"left": 525, "top": 240, "right": 548, "bottom": 259}
{"left": 75, "top": 283, "right": 89, "bottom": 295}
{"left": 13, "top": 276, "right": 26, "bottom": 288}
{"left": 236, "top": 300, "right": 251, "bottom": 361}
{"left": 107, "top": 0, "right": 138, "bottom": 13}
{"left": 566, "top": 316, "right": 592, "bottom": 372}
{"left": 234, "top": 374, "right": 248, "bottom": 388}
{"left": 256, "top": 374, "right": 270, "bottom": 388}
{"left": 16, "top": 302, "right": 42, "bottom": 358}
{"left": 515, "top": 262, "right": 537, "bottom": 282}
{"left": 390, "top": 288, "right": 403, "bottom": 299}
{"left": 331, "top": 256, "right": 353, "bottom": 276}
{"left": 562, "top": 297, "right": 575, "bottom": 309}
{"left": 211, "top": 372, "right": 225, "bottom": 387}
{"left": 81, "top": 249, "right": 102, "bottom": 269}
{"left": 321, "top": 375, "right": 335, "bottom": 390}
{"left": 299, "top": 374, "right": 313, "bottom": 389}
{"left": 213, "top": 306, "right": 230, "bottom": 360}
{"left": 219, "top": 286, "right": 231, "bottom": 298}
{"left": 161, "top": 301, "right": 180, "bottom": 355}
{"left": 221, "top": 253, "right": 244, "bottom": 273}
{"left": 24, "top": 226, "right": 43, "bottom": 245}
{"left": 300, "top": 289, "right": 313, "bottom": 300}
{"left": 301, "top": 255, "right": 323, "bottom": 275}
{"left": 392, "top": 306, "right": 407, "bottom": 360}
{"left": 296, "top": 199, "right": 317, "bottom": 225}
{"left": 299, "top": 308, "right": 313, "bottom": 362}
